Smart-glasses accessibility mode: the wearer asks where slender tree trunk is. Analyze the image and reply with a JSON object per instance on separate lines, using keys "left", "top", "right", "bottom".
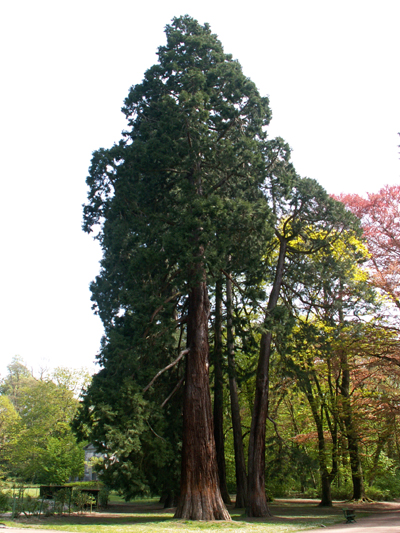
{"left": 247, "top": 331, "right": 272, "bottom": 517}
{"left": 320, "top": 472, "right": 333, "bottom": 507}
{"left": 213, "top": 279, "right": 231, "bottom": 505}
{"left": 340, "top": 364, "right": 365, "bottom": 500}
{"left": 338, "top": 328, "right": 365, "bottom": 501}
{"left": 226, "top": 275, "right": 248, "bottom": 508}
{"left": 174, "top": 275, "right": 231, "bottom": 520}
{"left": 247, "top": 235, "right": 287, "bottom": 517}
{"left": 304, "top": 379, "right": 334, "bottom": 507}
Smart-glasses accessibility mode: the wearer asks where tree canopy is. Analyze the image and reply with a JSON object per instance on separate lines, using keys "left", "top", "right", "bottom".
{"left": 337, "top": 185, "right": 400, "bottom": 309}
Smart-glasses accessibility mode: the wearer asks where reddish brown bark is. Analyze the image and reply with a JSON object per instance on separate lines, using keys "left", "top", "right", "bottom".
{"left": 174, "top": 277, "right": 231, "bottom": 520}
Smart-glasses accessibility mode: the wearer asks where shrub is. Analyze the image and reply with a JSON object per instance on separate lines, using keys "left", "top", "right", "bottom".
{"left": 0, "top": 489, "right": 10, "bottom": 514}
{"left": 72, "top": 490, "right": 96, "bottom": 514}
{"left": 98, "top": 487, "right": 109, "bottom": 508}
{"left": 365, "top": 485, "right": 392, "bottom": 501}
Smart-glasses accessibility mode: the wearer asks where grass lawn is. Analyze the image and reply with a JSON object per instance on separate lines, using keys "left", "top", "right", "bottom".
{"left": 2, "top": 484, "right": 41, "bottom": 498}
{"left": 0, "top": 498, "right": 370, "bottom": 532}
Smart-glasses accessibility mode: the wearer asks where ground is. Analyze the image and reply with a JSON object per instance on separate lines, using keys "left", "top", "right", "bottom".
{"left": 1, "top": 498, "right": 400, "bottom": 532}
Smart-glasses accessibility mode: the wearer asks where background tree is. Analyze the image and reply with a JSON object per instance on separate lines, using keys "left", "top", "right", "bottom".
{"left": 247, "top": 169, "right": 358, "bottom": 516}
{"left": 0, "top": 396, "right": 19, "bottom": 477}
{"left": 226, "top": 272, "right": 248, "bottom": 508}
{"left": 0, "top": 356, "right": 35, "bottom": 410}
{"left": 279, "top": 223, "right": 385, "bottom": 502}
{"left": 0, "top": 359, "right": 85, "bottom": 483}
{"left": 337, "top": 185, "right": 400, "bottom": 309}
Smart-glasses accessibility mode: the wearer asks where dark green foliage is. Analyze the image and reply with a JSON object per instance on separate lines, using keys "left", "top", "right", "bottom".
{"left": 78, "top": 16, "right": 275, "bottom": 505}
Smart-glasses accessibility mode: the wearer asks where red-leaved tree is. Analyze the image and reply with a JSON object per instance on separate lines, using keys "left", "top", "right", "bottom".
{"left": 337, "top": 185, "right": 400, "bottom": 309}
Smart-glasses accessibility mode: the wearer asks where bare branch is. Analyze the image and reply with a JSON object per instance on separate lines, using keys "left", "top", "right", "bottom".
{"left": 161, "top": 377, "right": 184, "bottom": 408}
{"left": 146, "top": 420, "right": 166, "bottom": 441}
{"left": 267, "top": 416, "right": 284, "bottom": 442}
{"left": 143, "top": 349, "right": 189, "bottom": 393}
{"left": 150, "top": 292, "right": 182, "bottom": 324}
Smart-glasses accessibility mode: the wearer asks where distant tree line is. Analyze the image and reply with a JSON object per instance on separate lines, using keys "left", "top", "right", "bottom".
{"left": 0, "top": 356, "right": 88, "bottom": 484}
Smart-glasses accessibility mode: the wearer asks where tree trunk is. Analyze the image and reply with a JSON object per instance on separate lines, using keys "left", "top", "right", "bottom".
{"left": 339, "top": 351, "right": 365, "bottom": 500}
{"left": 342, "top": 404, "right": 365, "bottom": 500}
{"left": 174, "top": 277, "right": 231, "bottom": 520}
{"left": 226, "top": 275, "right": 248, "bottom": 508}
{"left": 247, "top": 236, "right": 287, "bottom": 517}
{"left": 308, "top": 386, "right": 333, "bottom": 507}
{"left": 320, "top": 472, "right": 333, "bottom": 507}
{"left": 213, "top": 279, "right": 231, "bottom": 505}
{"left": 247, "top": 331, "right": 272, "bottom": 517}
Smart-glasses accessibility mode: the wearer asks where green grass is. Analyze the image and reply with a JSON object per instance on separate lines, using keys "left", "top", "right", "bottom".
{"left": 0, "top": 498, "right": 363, "bottom": 532}
{"left": 1, "top": 484, "right": 41, "bottom": 498}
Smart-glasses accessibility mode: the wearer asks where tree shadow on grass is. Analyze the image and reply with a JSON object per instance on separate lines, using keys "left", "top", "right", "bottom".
{"left": 9, "top": 498, "right": 392, "bottom": 530}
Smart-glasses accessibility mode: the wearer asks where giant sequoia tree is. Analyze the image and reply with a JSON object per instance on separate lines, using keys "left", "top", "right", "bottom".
{"left": 81, "top": 16, "right": 273, "bottom": 520}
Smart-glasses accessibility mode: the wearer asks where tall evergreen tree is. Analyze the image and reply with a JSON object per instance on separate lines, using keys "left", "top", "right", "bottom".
{"left": 81, "top": 16, "right": 273, "bottom": 520}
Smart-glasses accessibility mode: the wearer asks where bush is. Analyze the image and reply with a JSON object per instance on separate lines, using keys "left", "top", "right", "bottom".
{"left": 365, "top": 485, "right": 392, "bottom": 501}
{"left": 22, "top": 494, "right": 41, "bottom": 516}
{"left": 0, "top": 489, "right": 10, "bottom": 514}
{"left": 265, "top": 477, "right": 293, "bottom": 498}
{"left": 54, "top": 488, "right": 72, "bottom": 514}
{"left": 331, "top": 479, "right": 353, "bottom": 501}
{"left": 301, "top": 487, "right": 319, "bottom": 499}
{"left": 72, "top": 490, "right": 96, "bottom": 514}
{"left": 365, "top": 454, "right": 400, "bottom": 499}
{"left": 98, "top": 487, "right": 109, "bottom": 508}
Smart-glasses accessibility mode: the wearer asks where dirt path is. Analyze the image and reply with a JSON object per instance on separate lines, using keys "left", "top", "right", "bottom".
{"left": 0, "top": 526, "right": 71, "bottom": 533}
{"left": 304, "top": 510, "right": 400, "bottom": 532}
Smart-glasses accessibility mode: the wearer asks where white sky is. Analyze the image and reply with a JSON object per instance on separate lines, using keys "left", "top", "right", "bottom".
{"left": 1, "top": 0, "right": 399, "bottom": 378}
